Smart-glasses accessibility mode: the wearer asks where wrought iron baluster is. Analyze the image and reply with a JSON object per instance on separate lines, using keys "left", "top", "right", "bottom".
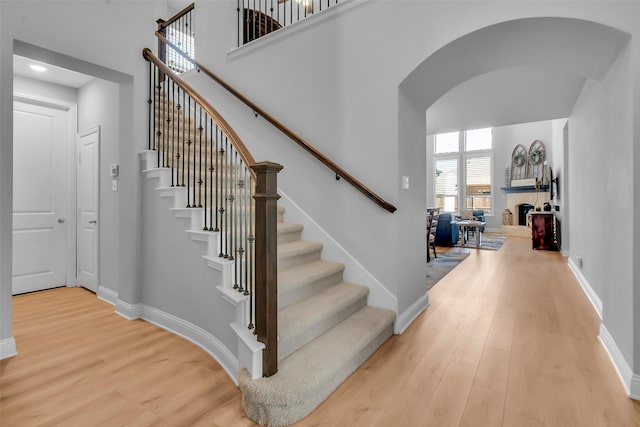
{"left": 228, "top": 150, "right": 235, "bottom": 262}
{"left": 155, "top": 67, "right": 161, "bottom": 165}
{"left": 186, "top": 96, "right": 192, "bottom": 207}
{"left": 197, "top": 108, "right": 203, "bottom": 208}
{"left": 170, "top": 81, "right": 175, "bottom": 185}
{"left": 175, "top": 87, "right": 182, "bottom": 187}
{"left": 247, "top": 174, "right": 255, "bottom": 326}
{"left": 202, "top": 112, "right": 208, "bottom": 229}
{"left": 192, "top": 101, "right": 197, "bottom": 207}
{"left": 214, "top": 125, "right": 220, "bottom": 232}
{"left": 219, "top": 138, "right": 226, "bottom": 257}
{"left": 148, "top": 62, "right": 153, "bottom": 150}
{"left": 180, "top": 89, "right": 186, "bottom": 187}
{"left": 208, "top": 118, "right": 215, "bottom": 231}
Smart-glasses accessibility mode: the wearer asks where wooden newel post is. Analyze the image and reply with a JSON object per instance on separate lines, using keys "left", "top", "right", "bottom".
{"left": 251, "top": 161, "right": 283, "bottom": 377}
{"left": 156, "top": 19, "right": 167, "bottom": 64}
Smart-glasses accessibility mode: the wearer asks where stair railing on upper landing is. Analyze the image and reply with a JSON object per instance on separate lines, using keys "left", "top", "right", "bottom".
{"left": 155, "top": 30, "right": 398, "bottom": 213}
{"left": 143, "top": 48, "right": 281, "bottom": 378}
{"left": 238, "top": 0, "right": 342, "bottom": 45}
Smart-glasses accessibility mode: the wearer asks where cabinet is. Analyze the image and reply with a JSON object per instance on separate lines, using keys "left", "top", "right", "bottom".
{"left": 530, "top": 212, "right": 557, "bottom": 250}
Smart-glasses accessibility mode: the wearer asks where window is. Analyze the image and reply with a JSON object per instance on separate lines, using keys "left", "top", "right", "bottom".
{"left": 435, "top": 158, "right": 458, "bottom": 212}
{"left": 465, "top": 155, "right": 491, "bottom": 211}
{"left": 433, "top": 128, "right": 493, "bottom": 214}
{"left": 435, "top": 131, "right": 459, "bottom": 154}
{"left": 465, "top": 128, "right": 492, "bottom": 151}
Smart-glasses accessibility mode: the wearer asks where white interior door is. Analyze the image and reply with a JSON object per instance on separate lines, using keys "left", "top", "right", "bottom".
{"left": 77, "top": 127, "right": 100, "bottom": 293}
{"left": 12, "top": 100, "right": 70, "bottom": 295}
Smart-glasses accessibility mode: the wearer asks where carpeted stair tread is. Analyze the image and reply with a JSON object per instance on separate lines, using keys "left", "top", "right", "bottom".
{"left": 277, "top": 240, "right": 323, "bottom": 271}
{"left": 278, "top": 282, "right": 368, "bottom": 360}
{"left": 277, "top": 222, "right": 304, "bottom": 244}
{"left": 239, "top": 305, "right": 395, "bottom": 427}
{"left": 278, "top": 260, "right": 345, "bottom": 308}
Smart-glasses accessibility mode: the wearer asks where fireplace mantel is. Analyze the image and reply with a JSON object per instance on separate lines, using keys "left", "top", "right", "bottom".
{"left": 501, "top": 185, "right": 549, "bottom": 193}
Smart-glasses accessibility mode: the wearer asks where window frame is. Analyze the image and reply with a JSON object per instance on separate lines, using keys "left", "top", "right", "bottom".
{"left": 432, "top": 128, "right": 494, "bottom": 215}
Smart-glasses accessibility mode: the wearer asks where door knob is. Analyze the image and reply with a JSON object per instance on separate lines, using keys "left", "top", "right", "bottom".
{"left": 58, "top": 218, "right": 65, "bottom": 223}
{"left": 89, "top": 220, "right": 97, "bottom": 224}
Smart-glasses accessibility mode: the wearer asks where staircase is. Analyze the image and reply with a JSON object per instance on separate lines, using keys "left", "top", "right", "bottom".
{"left": 143, "top": 53, "right": 395, "bottom": 427}
{"left": 239, "top": 213, "right": 395, "bottom": 427}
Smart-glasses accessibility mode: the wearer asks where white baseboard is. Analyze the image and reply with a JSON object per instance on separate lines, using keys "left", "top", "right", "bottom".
{"left": 631, "top": 374, "right": 640, "bottom": 400}
{"left": 395, "top": 293, "right": 429, "bottom": 334}
{"left": 143, "top": 305, "right": 239, "bottom": 385}
{"left": 0, "top": 336, "right": 17, "bottom": 360}
{"left": 115, "top": 298, "right": 143, "bottom": 320}
{"left": 97, "top": 286, "right": 118, "bottom": 306}
{"left": 567, "top": 257, "right": 602, "bottom": 319}
{"left": 598, "top": 323, "right": 636, "bottom": 399}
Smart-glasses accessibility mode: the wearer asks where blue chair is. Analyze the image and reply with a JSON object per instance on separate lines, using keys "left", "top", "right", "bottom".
{"left": 471, "top": 209, "right": 486, "bottom": 233}
{"left": 435, "top": 212, "right": 460, "bottom": 246}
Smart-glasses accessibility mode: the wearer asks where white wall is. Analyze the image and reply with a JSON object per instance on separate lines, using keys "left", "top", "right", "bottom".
{"left": 569, "top": 42, "right": 634, "bottom": 364}
{"left": 551, "top": 118, "right": 568, "bottom": 253}
{"left": 0, "top": 2, "right": 13, "bottom": 345}
{"left": 78, "top": 79, "right": 120, "bottom": 294}
{"left": 14, "top": 75, "right": 78, "bottom": 104}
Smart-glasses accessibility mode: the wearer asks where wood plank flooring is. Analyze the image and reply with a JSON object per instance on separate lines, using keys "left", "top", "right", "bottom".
{"left": 2, "top": 236, "right": 639, "bottom": 426}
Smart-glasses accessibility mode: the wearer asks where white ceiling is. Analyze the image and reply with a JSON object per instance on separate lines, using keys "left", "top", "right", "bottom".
{"left": 426, "top": 66, "right": 586, "bottom": 134}
{"left": 13, "top": 55, "right": 94, "bottom": 89}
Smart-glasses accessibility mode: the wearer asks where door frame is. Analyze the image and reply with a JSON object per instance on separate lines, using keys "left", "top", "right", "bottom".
{"left": 77, "top": 126, "right": 100, "bottom": 293}
{"left": 13, "top": 93, "right": 78, "bottom": 290}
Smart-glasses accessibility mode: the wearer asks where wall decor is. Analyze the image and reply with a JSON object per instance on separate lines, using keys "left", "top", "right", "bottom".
{"left": 527, "top": 140, "right": 545, "bottom": 180}
{"left": 510, "top": 144, "right": 528, "bottom": 182}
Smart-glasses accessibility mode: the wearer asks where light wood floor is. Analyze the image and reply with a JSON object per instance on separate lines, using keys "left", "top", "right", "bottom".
{"left": 2, "top": 236, "right": 639, "bottom": 426}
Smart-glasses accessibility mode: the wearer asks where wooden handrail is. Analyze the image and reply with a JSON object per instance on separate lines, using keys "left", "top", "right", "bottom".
{"left": 142, "top": 48, "right": 257, "bottom": 178}
{"left": 157, "top": 2, "right": 195, "bottom": 29}
{"left": 155, "top": 31, "right": 397, "bottom": 213}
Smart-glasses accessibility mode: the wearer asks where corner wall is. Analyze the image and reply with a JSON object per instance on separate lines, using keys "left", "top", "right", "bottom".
{"left": 569, "top": 41, "right": 634, "bottom": 377}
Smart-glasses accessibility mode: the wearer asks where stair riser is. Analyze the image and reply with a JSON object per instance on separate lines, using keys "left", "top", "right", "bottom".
{"left": 278, "top": 249, "right": 322, "bottom": 271}
{"left": 279, "top": 269, "right": 343, "bottom": 309}
{"left": 277, "top": 229, "right": 302, "bottom": 244}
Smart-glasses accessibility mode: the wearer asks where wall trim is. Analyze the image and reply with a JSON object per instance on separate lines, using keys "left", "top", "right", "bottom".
{"left": 395, "top": 293, "right": 429, "bottom": 335}
{"left": 115, "top": 298, "right": 142, "bottom": 320}
{"left": 599, "top": 323, "right": 635, "bottom": 398}
{"left": 97, "top": 285, "right": 118, "bottom": 306}
{"left": 567, "top": 257, "right": 602, "bottom": 319}
{"left": 0, "top": 337, "right": 17, "bottom": 360}
{"left": 143, "top": 305, "right": 239, "bottom": 385}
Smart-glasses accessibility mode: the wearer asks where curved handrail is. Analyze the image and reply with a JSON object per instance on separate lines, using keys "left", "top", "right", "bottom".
{"left": 142, "top": 48, "right": 257, "bottom": 179}
{"left": 155, "top": 32, "right": 397, "bottom": 213}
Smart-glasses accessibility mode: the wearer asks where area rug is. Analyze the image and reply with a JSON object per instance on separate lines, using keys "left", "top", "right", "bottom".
{"left": 457, "top": 232, "right": 508, "bottom": 251}
{"left": 426, "top": 251, "right": 470, "bottom": 291}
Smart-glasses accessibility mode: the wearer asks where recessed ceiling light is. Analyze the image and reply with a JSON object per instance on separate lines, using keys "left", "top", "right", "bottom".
{"left": 29, "top": 64, "right": 47, "bottom": 72}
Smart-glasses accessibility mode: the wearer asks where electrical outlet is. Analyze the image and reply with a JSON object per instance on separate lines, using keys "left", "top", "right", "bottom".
{"left": 112, "top": 179, "right": 118, "bottom": 192}
{"left": 576, "top": 256, "right": 583, "bottom": 268}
